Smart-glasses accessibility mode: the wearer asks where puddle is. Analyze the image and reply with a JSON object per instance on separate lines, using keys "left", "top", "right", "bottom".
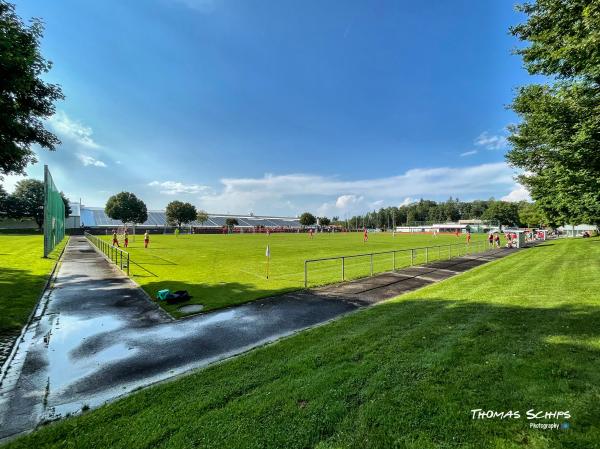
{"left": 45, "top": 314, "right": 126, "bottom": 390}
{"left": 178, "top": 304, "right": 204, "bottom": 314}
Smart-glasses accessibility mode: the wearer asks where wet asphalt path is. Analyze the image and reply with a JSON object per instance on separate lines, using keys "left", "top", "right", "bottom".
{"left": 0, "top": 237, "right": 519, "bottom": 440}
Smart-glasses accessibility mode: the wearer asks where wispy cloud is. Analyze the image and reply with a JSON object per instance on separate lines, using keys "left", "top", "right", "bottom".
{"left": 149, "top": 180, "right": 211, "bottom": 195}
{"left": 475, "top": 132, "right": 507, "bottom": 150}
{"left": 196, "top": 163, "right": 516, "bottom": 215}
{"left": 77, "top": 154, "right": 106, "bottom": 167}
{"left": 48, "top": 111, "right": 100, "bottom": 149}
{"left": 460, "top": 150, "right": 478, "bottom": 157}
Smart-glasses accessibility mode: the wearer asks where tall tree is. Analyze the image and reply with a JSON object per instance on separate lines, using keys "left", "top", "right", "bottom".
{"left": 518, "top": 201, "right": 547, "bottom": 228}
{"left": 10, "top": 179, "right": 44, "bottom": 229}
{"left": 482, "top": 201, "right": 520, "bottom": 227}
{"left": 299, "top": 212, "right": 316, "bottom": 227}
{"left": 0, "top": 2, "right": 64, "bottom": 177}
{"left": 165, "top": 200, "right": 197, "bottom": 229}
{"left": 507, "top": 0, "right": 600, "bottom": 226}
{"left": 318, "top": 216, "right": 331, "bottom": 226}
{"left": 105, "top": 192, "right": 148, "bottom": 226}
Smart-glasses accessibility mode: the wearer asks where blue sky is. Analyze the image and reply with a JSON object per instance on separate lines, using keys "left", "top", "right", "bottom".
{"left": 6, "top": 0, "right": 533, "bottom": 217}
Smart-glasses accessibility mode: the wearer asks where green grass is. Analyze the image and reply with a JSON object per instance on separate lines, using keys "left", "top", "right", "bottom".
{"left": 0, "top": 235, "right": 67, "bottom": 336}
{"left": 99, "top": 232, "right": 487, "bottom": 316}
{"left": 7, "top": 237, "right": 599, "bottom": 448}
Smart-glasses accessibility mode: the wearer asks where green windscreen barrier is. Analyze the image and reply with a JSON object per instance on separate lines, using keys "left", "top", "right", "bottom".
{"left": 43, "top": 165, "right": 65, "bottom": 257}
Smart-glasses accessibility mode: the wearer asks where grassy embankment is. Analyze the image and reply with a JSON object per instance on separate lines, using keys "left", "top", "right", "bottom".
{"left": 7, "top": 237, "right": 599, "bottom": 448}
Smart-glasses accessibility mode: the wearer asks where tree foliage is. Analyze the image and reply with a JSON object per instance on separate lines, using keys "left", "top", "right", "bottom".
{"left": 105, "top": 192, "right": 148, "bottom": 225}
{"left": 299, "top": 212, "right": 316, "bottom": 227}
{"left": 225, "top": 217, "right": 238, "bottom": 230}
{"left": 60, "top": 192, "right": 71, "bottom": 218}
{"left": 0, "top": 184, "right": 7, "bottom": 213}
{"left": 0, "top": 1, "right": 64, "bottom": 177}
{"left": 341, "top": 199, "right": 553, "bottom": 230}
{"left": 10, "top": 179, "right": 44, "bottom": 228}
{"left": 481, "top": 201, "right": 520, "bottom": 227}
{"left": 511, "top": 0, "right": 600, "bottom": 80}
{"left": 196, "top": 210, "right": 209, "bottom": 225}
{"left": 518, "top": 201, "right": 547, "bottom": 227}
{"left": 165, "top": 200, "right": 197, "bottom": 228}
{"left": 507, "top": 0, "right": 600, "bottom": 225}
{"left": 318, "top": 216, "right": 331, "bottom": 226}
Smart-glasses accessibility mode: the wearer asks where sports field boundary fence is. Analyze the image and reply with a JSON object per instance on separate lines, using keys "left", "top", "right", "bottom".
{"left": 304, "top": 240, "right": 490, "bottom": 288}
{"left": 85, "top": 232, "right": 130, "bottom": 275}
{"left": 43, "top": 165, "right": 65, "bottom": 257}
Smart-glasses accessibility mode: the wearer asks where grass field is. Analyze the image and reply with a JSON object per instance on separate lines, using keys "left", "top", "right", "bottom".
{"left": 99, "top": 232, "right": 488, "bottom": 316}
{"left": 6, "top": 237, "right": 599, "bottom": 448}
{"left": 0, "top": 235, "right": 67, "bottom": 336}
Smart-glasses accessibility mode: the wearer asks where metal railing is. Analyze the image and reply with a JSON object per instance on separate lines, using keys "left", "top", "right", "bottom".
{"left": 84, "top": 232, "right": 130, "bottom": 275}
{"left": 304, "top": 240, "right": 490, "bottom": 288}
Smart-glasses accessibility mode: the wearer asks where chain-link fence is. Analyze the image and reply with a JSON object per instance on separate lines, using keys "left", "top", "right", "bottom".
{"left": 43, "top": 165, "right": 65, "bottom": 257}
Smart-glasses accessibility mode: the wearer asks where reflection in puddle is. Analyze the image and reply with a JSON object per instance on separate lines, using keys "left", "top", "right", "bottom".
{"left": 46, "top": 314, "right": 125, "bottom": 390}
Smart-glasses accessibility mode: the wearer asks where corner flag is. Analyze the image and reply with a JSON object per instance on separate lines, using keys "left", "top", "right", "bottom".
{"left": 265, "top": 244, "right": 270, "bottom": 279}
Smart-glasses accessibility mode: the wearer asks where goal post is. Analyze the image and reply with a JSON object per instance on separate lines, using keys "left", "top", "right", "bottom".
{"left": 43, "top": 165, "right": 65, "bottom": 257}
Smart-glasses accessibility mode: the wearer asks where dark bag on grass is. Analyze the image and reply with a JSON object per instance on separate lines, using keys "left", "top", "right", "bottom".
{"left": 165, "top": 290, "right": 192, "bottom": 304}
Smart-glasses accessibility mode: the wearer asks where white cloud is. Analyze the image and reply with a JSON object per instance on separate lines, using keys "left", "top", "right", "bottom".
{"left": 335, "top": 194, "right": 364, "bottom": 209}
{"left": 77, "top": 154, "right": 107, "bottom": 167}
{"left": 460, "top": 150, "right": 477, "bottom": 157}
{"left": 502, "top": 184, "right": 530, "bottom": 202}
{"left": 475, "top": 132, "right": 507, "bottom": 150}
{"left": 399, "top": 197, "right": 414, "bottom": 207}
{"left": 48, "top": 111, "right": 100, "bottom": 149}
{"left": 195, "top": 163, "right": 516, "bottom": 215}
{"left": 149, "top": 180, "right": 211, "bottom": 195}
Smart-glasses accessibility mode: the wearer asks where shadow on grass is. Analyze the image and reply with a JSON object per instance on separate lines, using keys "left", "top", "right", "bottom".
{"left": 0, "top": 267, "right": 50, "bottom": 335}
{"left": 6, "top": 295, "right": 600, "bottom": 448}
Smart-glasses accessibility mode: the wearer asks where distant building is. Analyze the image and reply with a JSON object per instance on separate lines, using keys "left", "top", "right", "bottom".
{"left": 557, "top": 224, "right": 597, "bottom": 237}
{"left": 396, "top": 223, "right": 468, "bottom": 233}
{"left": 72, "top": 205, "right": 301, "bottom": 232}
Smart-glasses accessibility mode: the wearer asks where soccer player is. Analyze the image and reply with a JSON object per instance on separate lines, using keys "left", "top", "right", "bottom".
{"left": 466, "top": 231, "right": 471, "bottom": 245}
{"left": 487, "top": 232, "right": 493, "bottom": 248}
{"left": 144, "top": 231, "right": 150, "bottom": 248}
{"left": 363, "top": 227, "right": 368, "bottom": 243}
{"left": 112, "top": 230, "right": 120, "bottom": 247}
{"left": 124, "top": 230, "right": 129, "bottom": 248}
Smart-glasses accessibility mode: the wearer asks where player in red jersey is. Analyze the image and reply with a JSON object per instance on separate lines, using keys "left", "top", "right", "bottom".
{"left": 112, "top": 230, "right": 120, "bottom": 247}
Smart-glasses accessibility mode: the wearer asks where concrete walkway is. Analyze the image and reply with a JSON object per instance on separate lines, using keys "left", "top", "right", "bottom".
{"left": 0, "top": 237, "right": 518, "bottom": 440}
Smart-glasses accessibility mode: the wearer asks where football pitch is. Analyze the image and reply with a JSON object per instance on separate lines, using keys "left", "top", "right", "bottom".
{"left": 99, "top": 232, "right": 488, "bottom": 316}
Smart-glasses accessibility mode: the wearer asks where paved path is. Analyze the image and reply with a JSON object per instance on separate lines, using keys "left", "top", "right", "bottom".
{"left": 0, "top": 237, "right": 518, "bottom": 440}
